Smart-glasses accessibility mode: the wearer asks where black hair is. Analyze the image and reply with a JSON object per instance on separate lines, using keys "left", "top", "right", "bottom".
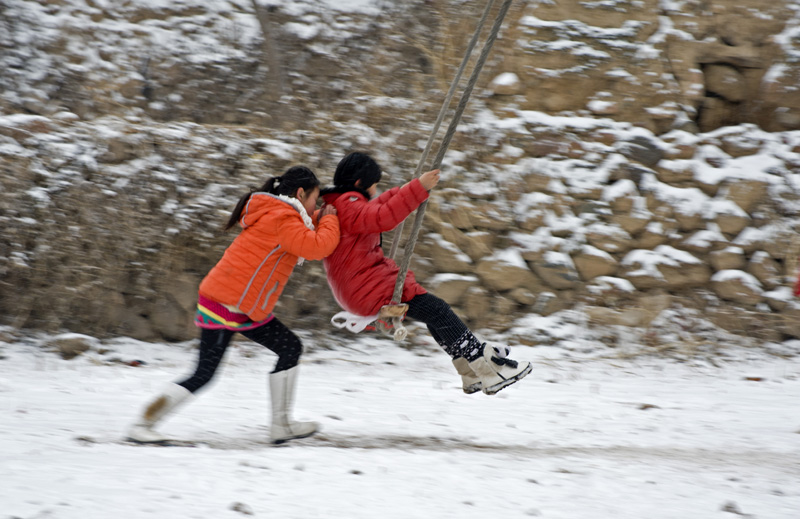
{"left": 335, "top": 152, "right": 382, "bottom": 189}
{"left": 319, "top": 152, "right": 382, "bottom": 200}
{"left": 224, "top": 165, "right": 320, "bottom": 231}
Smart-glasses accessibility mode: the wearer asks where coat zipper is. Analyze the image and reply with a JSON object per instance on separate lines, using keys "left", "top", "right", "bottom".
{"left": 259, "top": 252, "right": 287, "bottom": 310}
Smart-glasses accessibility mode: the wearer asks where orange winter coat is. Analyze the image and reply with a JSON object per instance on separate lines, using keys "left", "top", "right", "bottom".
{"left": 199, "top": 193, "right": 340, "bottom": 321}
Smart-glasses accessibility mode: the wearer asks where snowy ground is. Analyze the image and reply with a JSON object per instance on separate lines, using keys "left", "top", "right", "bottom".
{"left": 1, "top": 333, "right": 799, "bottom": 519}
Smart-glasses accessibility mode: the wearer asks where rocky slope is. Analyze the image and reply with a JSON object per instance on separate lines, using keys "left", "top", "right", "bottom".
{"left": 2, "top": 0, "right": 800, "bottom": 356}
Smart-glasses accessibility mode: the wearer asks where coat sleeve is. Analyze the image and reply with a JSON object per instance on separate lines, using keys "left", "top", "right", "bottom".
{"left": 278, "top": 213, "right": 340, "bottom": 260}
{"left": 795, "top": 266, "right": 800, "bottom": 297}
{"left": 339, "top": 179, "right": 429, "bottom": 235}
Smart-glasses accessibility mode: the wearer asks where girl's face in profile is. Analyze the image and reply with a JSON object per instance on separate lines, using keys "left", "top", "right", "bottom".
{"left": 298, "top": 186, "right": 320, "bottom": 215}
{"left": 365, "top": 183, "right": 378, "bottom": 198}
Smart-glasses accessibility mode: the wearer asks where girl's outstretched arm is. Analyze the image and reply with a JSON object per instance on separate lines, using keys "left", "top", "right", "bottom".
{"left": 340, "top": 177, "right": 430, "bottom": 235}
{"left": 278, "top": 210, "right": 340, "bottom": 260}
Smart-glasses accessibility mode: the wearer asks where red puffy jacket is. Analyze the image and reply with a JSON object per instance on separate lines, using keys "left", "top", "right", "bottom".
{"left": 322, "top": 179, "right": 430, "bottom": 316}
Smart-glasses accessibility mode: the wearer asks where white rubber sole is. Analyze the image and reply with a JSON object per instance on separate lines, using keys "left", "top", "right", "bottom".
{"left": 483, "top": 362, "right": 533, "bottom": 395}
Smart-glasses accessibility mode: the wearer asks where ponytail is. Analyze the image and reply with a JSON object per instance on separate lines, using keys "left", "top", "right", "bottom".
{"left": 224, "top": 187, "right": 258, "bottom": 231}
{"left": 223, "top": 166, "right": 320, "bottom": 231}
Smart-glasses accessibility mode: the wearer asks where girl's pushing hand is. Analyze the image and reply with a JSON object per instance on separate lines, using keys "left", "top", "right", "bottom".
{"left": 419, "top": 169, "right": 440, "bottom": 191}
{"left": 320, "top": 204, "right": 337, "bottom": 218}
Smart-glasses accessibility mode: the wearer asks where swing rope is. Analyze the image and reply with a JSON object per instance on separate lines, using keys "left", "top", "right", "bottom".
{"left": 389, "top": 0, "right": 515, "bottom": 306}
{"left": 387, "top": 0, "right": 498, "bottom": 261}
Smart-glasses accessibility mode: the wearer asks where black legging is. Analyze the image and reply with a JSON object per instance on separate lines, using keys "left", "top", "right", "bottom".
{"left": 404, "top": 293, "right": 483, "bottom": 361}
{"left": 178, "top": 317, "right": 303, "bottom": 394}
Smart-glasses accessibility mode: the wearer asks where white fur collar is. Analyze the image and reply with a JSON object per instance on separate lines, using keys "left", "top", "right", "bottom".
{"left": 273, "top": 194, "right": 314, "bottom": 266}
{"left": 275, "top": 194, "right": 315, "bottom": 231}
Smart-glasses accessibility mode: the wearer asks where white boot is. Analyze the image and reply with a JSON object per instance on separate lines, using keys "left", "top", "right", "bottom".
{"left": 468, "top": 344, "right": 532, "bottom": 395}
{"left": 127, "top": 383, "right": 193, "bottom": 443}
{"left": 452, "top": 357, "right": 482, "bottom": 394}
{"left": 269, "top": 366, "right": 319, "bottom": 444}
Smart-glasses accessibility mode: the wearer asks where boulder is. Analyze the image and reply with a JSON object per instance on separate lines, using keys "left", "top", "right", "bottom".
{"left": 620, "top": 246, "right": 710, "bottom": 290}
{"left": 463, "top": 286, "right": 492, "bottom": 323}
{"left": 428, "top": 274, "right": 479, "bottom": 305}
{"left": 426, "top": 234, "right": 474, "bottom": 274}
{"left": 47, "top": 334, "right": 93, "bottom": 360}
{"left": 709, "top": 247, "right": 747, "bottom": 271}
{"left": 585, "top": 223, "right": 635, "bottom": 254}
{"left": 724, "top": 180, "right": 769, "bottom": 214}
{"left": 710, "top": 270, "right": 764, "bottom": 306}
{"left": 476, "top": 252, "right": 543, "bottom": 292}
{"left": 572, "top": 246, "right": 618, "bottom": 281}
{"left": 746, "top": 251, "right": 782, "bottom": 291}
{"left": 529, "top": 251, "right": 581, "bottom": 290}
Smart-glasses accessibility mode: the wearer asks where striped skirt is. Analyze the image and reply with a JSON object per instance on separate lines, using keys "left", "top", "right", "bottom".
{"left": 194, "top": 293, "right": 273, "bottom": 331}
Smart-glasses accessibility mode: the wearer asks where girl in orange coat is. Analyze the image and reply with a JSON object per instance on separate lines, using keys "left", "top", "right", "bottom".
{"left": 128, "top": 166, "right": 339, "bottom": 445}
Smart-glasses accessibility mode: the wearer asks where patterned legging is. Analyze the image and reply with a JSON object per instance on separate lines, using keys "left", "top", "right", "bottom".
{"left": 405, "top": 293, "right": 483, "bottom": 361}
{"left": 178, "top": 317, "right": 302, "bottom": 394}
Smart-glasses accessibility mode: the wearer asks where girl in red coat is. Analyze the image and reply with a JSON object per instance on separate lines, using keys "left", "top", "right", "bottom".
{"left": 128, "top": 166, "right": 340, "bottom": 445}
{"left": 321, "top": 152, "right": 531, "bottom": 395}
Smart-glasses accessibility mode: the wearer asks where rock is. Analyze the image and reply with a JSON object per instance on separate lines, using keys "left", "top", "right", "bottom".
{"left": 470, "top": 204, "right": 513, "bottom": 231}
{"left": 531, "top": 291, "right": 563, "bottom": 316}
{"left": 764, "top": 286, "right": 793, "bottom": 312}
{"left": 586, "top": 306, "right": 653, "bottom": 327}
{"left": 438, "top": 225, "right": 492, "bottom": 262}
{"left": 720, "top": 132, "right": 763, "bottom": 158}
{"left": 711, "top": 270, "right": 764, "bottom": 306}
{"left": 620, "top": 246, "right": 710, "bottom": 290}
{"left": 150, "top": 296, "right": 192, "bottom": 341}
{"left": 704, "top": 64, "right": 747, "bottom": 102}
{"left": 117, "top": 313, "right": 159, "bottom": 342}
{"left": 428, "top": 274, "right": 479, "bottom": 305}
{"left": 724, "top": 180, "right": 769, "bottom": 214}
{"left": 637, "top": 224, "right": 670, "bottom": 249}
{"left": 678, "top": 227, "right": 729, "bottom": 254}
{"left": 585, "top": 223, "right": 635, "bottom": 254}
{"left": 463, "top": 286, "right": 492, "bottom": 323}
{"left": 655, "top": 162, "right": 695, "bottom": 184}
{"left": 508, "top": 287, "right": 537, "bottom": 305}
{"left": 523, "top": 172, "right": 555, "bottom": 192}
{"left": 48, "top": 335, "right": 93, "bottom": 360}
{"left": 746, "top": 251, "right": 782, "bottom": 290}
{"left": 714, "top": 212, "right": 750, "bottom": 236}
{"left": 439, "top": 206, "right": 473, "bottom": 230}
{"left": 613, "top": 213, "right": 651, "bottom": 235}
{"left": 617, "top": 136, "right": 665, "bottom": 168}
{"left": 529, "top": 251, "right": 581, "bottom": 290}
{"left": 673, "top": 211, "right": 705, "bottom": 232}
{"left": 709, "top": 247, "right": 747, "bottom": 271}
{"left": 101, "top": 133, "right": 143, "bottom": 163}
{"left": 637, "top": 292, "right": 672, "bottom": 316}
{"left": 778, "top": 303, "right": 800, "bottom": 338}
{"left": 572, "top": 246, "right": 618, "bottom": 281}
{"left": 426, "top": 234, "right": 474, "bottom": 274}
{"left": 609, "top": 195, "right": 635, "bottom": 214}
{"left": 489, "top": 72, "right": 523, "bottom": 96}
{"left": 476, "top": 253, "right": 543, "bottom": 292}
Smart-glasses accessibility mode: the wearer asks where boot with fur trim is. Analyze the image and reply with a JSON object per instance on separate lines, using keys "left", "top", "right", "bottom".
{"left": 127, "top": 383, "right": 193, "bottom": 443}
{"left": 468, "top": 343, "right": 532, "bottom": 395}
{"left": 452, "top": 357, "right": 482, "bottom": 394}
